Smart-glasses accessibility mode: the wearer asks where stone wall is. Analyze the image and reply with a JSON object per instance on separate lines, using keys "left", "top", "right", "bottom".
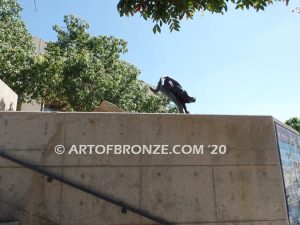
{"left": 0, "top": 113, "right": 289, "bottom": 225}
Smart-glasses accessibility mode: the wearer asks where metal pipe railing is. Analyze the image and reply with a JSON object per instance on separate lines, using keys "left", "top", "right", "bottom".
{"left": 0, "top": 150, "right": 174, "bottom": 225}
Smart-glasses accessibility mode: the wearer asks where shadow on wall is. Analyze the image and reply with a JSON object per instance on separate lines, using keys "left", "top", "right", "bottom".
{"left": 0, "top": 98, "right": 14, "bottom": 111}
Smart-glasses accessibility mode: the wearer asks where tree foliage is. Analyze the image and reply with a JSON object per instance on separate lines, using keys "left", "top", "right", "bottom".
{"left": 31, "top": 15, "right": 174, "bottom": 112}
{"left": 286, "top": 117, "right": 300, "bottom": 133}
{"left": 0, "top": 0, "right": 35, "bottom": 102}
{"left": 117, "top": 0, "right": 282, "bottom": 32}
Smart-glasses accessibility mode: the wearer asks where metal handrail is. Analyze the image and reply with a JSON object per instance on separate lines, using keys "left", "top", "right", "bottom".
{"left": 0, "top": 150, "right": 174, "bottom": 225}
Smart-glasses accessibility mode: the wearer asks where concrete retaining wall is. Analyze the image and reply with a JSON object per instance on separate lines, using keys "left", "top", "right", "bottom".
{"left": 0, "top": 113, "right": 289, "bottom": 225}
{"left": 0, "top": 80, "right": 18, "bottom": 111}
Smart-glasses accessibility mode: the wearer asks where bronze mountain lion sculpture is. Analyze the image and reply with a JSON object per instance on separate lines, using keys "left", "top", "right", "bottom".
{"left": 150, "top": 76, "right": 196, "bottom": 113}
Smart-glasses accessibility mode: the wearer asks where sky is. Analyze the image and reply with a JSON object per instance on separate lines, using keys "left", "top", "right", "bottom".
{"left": 18, "top": 0, "right": 300, "bottom": 121}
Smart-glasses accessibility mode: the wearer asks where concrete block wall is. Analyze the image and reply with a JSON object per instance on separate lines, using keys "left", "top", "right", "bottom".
{"left": 0, "top": 113, "right": 289, "bottom": 225}
{"left": 0, "top": 80, "right": 18, "bottom": 111}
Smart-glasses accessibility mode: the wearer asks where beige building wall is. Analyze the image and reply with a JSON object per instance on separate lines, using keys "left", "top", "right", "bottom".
{"left": 21, "top": 100, "right": 42, "bottom": 112}
{"left": 32, "top": 36, "right": 47, "bottom": 55}
{"left": 20, "top": 37, "right": 47, "bottom": 112}
{"left": 0, "top": 113, "right": 290, "bottom": 225}
{"left": 0, "top": 80, "right": 18, "bottom": 111}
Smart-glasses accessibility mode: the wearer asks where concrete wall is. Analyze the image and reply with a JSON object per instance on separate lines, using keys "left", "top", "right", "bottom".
{"left": 0, "top": 113, "right": 289, "bottom": 225}
{"left": 0, "top": 80, "right": 18, "bottom": 111}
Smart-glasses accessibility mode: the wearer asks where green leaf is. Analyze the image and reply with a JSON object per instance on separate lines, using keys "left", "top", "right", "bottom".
{"left": 116, "top": 0, "right": 278, "bottom": 33}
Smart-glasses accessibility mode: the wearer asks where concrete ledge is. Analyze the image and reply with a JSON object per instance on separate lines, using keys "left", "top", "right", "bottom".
{"left": 0, "top": 113, "right": 289, "bottom": 225}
